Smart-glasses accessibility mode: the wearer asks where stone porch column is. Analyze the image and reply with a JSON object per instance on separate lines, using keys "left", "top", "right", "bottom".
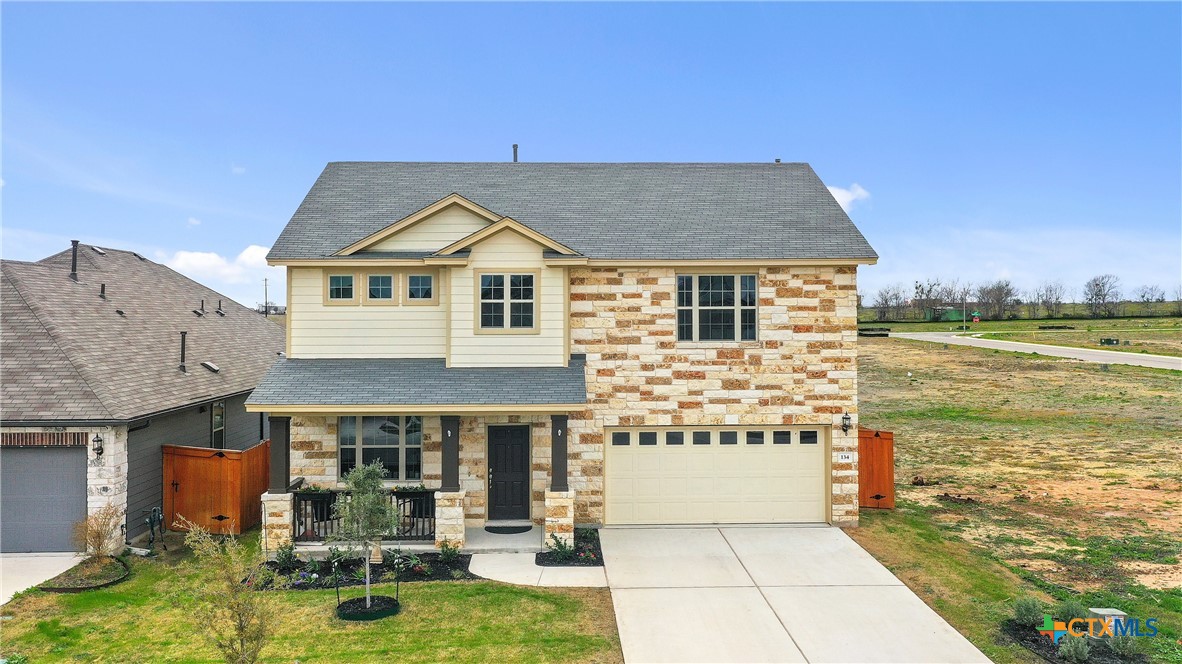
{"left": 544, "top": 490, "right": 575, "bottom": 547}
{"left": 260, "top": 491, "right": 294, "bottom": 555}
{"left": 435, "top": 490, "right": 466, "bottom": 548}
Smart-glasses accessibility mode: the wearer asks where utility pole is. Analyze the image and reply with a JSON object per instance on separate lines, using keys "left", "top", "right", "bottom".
{"left": 264, "top": 278, "right": 269, "bottom": 318}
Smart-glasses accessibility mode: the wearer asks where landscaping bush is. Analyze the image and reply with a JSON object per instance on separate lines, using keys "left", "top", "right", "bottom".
{"left": 545, "top": 534, "right": 576, "bottom": 562}
{"left": 1012, "top": 597, "right": 1044, "bottom": 627}
{"left": 273, "top": 542, "right": 298, "bottom": 572}
{"left": 438, "top": 540, "right": 460, "bottom": 565}
{"left": 1058, "top": 634, "right": 1090, "bottom": 663}
{"left": 178, "top": 517, "right": 279, "bottom": 664}
{"left": 1108, "top": 634, "right": 1138, "bottom": 657}
{"left": 1056, "top": 598, "right": 1091, "bottom": 624}
{"left": 73, "top": 504, "right": 124, "bottom": 557}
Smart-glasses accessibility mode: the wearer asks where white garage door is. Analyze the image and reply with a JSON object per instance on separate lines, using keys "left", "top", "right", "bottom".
{"left": 605, "top": 427, "right": 827, "bottom": 525}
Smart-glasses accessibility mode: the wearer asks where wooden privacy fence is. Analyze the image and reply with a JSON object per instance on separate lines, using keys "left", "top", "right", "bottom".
{"left": 857, "top": 427, "right": 895, "bottom": 509}
{"left": 163, "top": 440, "right": 270, "bottom": 534}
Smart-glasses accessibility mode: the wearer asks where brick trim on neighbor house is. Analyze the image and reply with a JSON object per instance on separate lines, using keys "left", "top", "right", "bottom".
{"left": 0, "top": 431, "right": 88, "bottom": 447}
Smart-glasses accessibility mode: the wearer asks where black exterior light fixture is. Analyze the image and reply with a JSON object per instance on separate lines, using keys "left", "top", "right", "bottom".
{"left": 841, "top": 413, "right": 852, "bottom": 433}
{"left": 92, "top": 433, "right": 105, "bottom": 457}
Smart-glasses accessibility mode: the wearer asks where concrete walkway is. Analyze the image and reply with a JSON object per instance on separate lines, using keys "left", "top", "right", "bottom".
{"left": 468, "top": 552, "right": 607, "bottom": 587}
{"left": 1, "top": 553, "right": 85, "bottom": 604}
{"left": 893, "top": 331, "right": 1182, "bottom": 370}
{"left": 601, "top": 526, "right": 988, "bottom": 664}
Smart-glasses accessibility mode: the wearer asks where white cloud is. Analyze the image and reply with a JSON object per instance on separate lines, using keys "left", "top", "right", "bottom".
{"left": 186, "top": 217, "right": 202, "bottom": 227}
{"left": 828, "top": 183, "right": 870, "bottom": 212}
{"left": 231, "top": 164, "right": 246, "bottom": 175}
{"left": 163, "top": 245, "right": 284, "bottom": 307}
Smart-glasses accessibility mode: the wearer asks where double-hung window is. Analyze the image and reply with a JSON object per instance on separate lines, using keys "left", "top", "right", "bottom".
{"left": 676, "top": 274, "right": 757, "bottom": 341}
{"left": 338, "top": 415, "right": 423, "bottom": 480}
{"left": 479, "top": 272, "right": 535, "bottom": 331}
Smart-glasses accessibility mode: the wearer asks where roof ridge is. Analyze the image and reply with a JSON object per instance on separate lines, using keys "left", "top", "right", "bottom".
{"left": 1, "top": 265, "right": 114, "bottom": 419}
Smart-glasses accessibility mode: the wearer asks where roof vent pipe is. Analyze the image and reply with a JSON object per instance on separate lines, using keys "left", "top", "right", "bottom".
{"left": 774, "top": 158, "right": 781, "bottom": 164}
{"left": 69, "top": 240, "right": 80, "bottom": 281}
{"left": 512, "top": 144, "right": 518, "bottom": 163}
{"left": 100, "top": 284, "right": 106, "bottom": 299}
{"left": 179, "top": 331, "right": 188, "bottom": 373}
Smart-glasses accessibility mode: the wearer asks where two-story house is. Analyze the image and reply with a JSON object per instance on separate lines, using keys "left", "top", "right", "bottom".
{"left": 248, "top": 162, "right": 877, "bottom": 551}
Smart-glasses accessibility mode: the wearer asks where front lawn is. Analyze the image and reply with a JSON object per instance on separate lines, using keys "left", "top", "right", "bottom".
{"left": 1, "top": 546, "right": 622, "bottom": 663}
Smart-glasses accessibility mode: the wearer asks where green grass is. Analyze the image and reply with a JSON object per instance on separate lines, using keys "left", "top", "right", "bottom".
{"left": 859, "top": 315, "right": 1182, "bottom": 334}
{"left": 0, "top": 555, "right": 621, "bottom": 663}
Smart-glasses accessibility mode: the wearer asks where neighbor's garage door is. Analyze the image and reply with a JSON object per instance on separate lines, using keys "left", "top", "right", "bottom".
{"left": 1, "top": 447, "right": 87, "bottom": 552}
{"left": 605, "top": 427, "right": 826, "bottom": 525}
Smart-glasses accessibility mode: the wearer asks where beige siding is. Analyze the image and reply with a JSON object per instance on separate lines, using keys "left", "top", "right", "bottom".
{"left": 448, "top": 230, "right": 567, "bottom": 367}
{"left": 287, "top": 267, "right": 446, "bottom": 358}
{"left": 363, "top": 206, "right": 491, "bottom": 253}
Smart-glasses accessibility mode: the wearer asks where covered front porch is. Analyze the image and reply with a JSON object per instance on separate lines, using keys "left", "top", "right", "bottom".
{"left": 244, "top": 357, "right": 587, "bottom": 555}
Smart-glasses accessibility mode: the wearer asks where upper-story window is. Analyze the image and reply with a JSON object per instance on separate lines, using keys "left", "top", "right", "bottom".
{"left": 367, "top": 274, "right": 394, "bottom": 301}
{"left": 326, "top": 273, "right": 357, "bottom": 304}
{"left": 406, "top": 274, "right": 436, "bottom": 304}
{"left": 478, "top": 272, "right": 536, "bottom": 332}
{"left": 676, "top": 274, "right": 757, "bottom": 341}
{"left": 211, "top": 400, "right": 226, "bottom": 449}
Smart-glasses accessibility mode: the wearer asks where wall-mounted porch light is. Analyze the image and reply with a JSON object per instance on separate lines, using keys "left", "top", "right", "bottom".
{"left": 841, "top": 413, "right": 852, "bottom": 433}
{"left": 92, "top": 433, "right": 104, "bottom": 457}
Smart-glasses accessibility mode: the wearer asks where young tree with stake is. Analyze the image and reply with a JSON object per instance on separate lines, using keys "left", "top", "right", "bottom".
{"left": 332, "top": 461, "right": 399, "bottom": 609}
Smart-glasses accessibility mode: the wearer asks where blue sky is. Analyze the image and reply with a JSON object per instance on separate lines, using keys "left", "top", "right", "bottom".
{"left": 3, "top": 2, "right": 1179, "bottom": 308}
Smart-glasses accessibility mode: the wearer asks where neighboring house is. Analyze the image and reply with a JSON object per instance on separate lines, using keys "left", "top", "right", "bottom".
{"left": 248, "top": 162, "right": 877, "bottom": 550}
{"left": 0, "top": 243, "right": 285, "bottom": 552}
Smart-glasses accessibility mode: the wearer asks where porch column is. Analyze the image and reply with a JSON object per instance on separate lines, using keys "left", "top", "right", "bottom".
{"left": 267, "top": 416, "right": 291, "bottom": 492}
{"left": 440, "top": 415, "right": 460, "bottom": 492}
{"left": 550, "top": 415, "right": 569, "bottom": 492}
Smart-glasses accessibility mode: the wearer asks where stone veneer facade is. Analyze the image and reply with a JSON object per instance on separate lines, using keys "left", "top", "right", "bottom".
{"left": 282, "top": 264, "right": 859, "bottom": 530}
{"left": 567, "top": 266, "right": 860, "bottom": 526}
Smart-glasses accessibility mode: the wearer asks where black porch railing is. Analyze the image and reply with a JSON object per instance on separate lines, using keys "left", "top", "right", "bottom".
{"left": 293, "top": 489, "right": 436, "bottom": 542}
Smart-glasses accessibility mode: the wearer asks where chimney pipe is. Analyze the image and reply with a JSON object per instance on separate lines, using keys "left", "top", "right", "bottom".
{"left": 179, "top": 331, "right": 188, "bottom": 372}
{"left": 99, "top": 284, "right": 106, "bottom": 299}
{"left": 774, "top": 158, "right": 781, "bottom": 164}
{"left": 69, "top": 240, "right": 80, "bottom": 281}
{"left": 512, "top": 144, "right": 518, "bottom": 163}
{"left": 200, "top": 299, "right": 205, "bottom": 313}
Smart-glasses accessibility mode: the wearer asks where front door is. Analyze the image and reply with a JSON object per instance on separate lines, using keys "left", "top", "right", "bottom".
{"left": 488, "top": 425, "right": 530, "bottom": 521}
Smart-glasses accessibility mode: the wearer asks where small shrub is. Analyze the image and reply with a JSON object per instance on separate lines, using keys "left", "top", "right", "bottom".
{"left": 273, "top": 542, "right": 298, "bottom": 570}
{"left": 1059, "top": 634, "right": 1090, "bottom": 663}
{"left": 326, "top": 545, "right": 349, "bottom": 566}
{"left": 379, "top": 570, "right": 398, "bottom": 583}
{"left": 1108, "top": 634, "right": 1138, "bottom": 657}
{"left": 381, "top": 547, "right": 401, "bottom": 567}
{"left": 415, "top": 563, "right": 433, "bottom": 576}
{"left": 439, "top": 539, "right": 461, "bottom": 565}
{"left": 1012, "top": 597, "right": 1044, "bottom": 627}
{"left": 1056, "top": 598, "right": 1091, "bottom": 624}
{"left": 303, "top": 559, "right": 321, "bottom": 576}
{"left": 4, "top": 654, "right": 29, "bottom": 664}
{"left": 72, "top": 504, "right": 124, "bottom": 558}
{"left": 350, "top": 567, "right": 368, "bottom": 582}
{"left": 450, "top": 569, "right": 466, "bottom": 580}
{"left": 546, "top": 534, "right": 576, "bottom": 562}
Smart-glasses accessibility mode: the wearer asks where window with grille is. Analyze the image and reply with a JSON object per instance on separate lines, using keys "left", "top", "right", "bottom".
{"left": 676, "top": 274, "right": 757, "bottom": 341}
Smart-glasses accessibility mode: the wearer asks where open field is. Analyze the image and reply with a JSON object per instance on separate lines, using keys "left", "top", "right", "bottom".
{"left": 0, "top": 543, "right": 622, "bottom": 663}
{"left": 978, "top": 328, "right": 1182, "bottom": 358}
{"left": 860, "top": 316, "right": 1182, "bottom": 334}
{"left": 860, "top": 302, "right": 1182, "bottom": 322}
{"left": 851, "top": 337, "right": 1182, "bottom": 663}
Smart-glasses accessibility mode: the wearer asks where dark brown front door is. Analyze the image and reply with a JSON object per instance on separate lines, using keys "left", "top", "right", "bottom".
{"left": 488, "top": 425, "right": 530, "bottom": 521}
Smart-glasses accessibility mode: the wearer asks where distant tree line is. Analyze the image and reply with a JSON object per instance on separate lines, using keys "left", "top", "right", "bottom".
{"left": 862, "top": 275, "right": 1181, "bottom": 321}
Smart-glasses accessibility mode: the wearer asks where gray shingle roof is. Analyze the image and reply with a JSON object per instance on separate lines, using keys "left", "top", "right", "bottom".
{"left": 246, "top": 357, "right": 587, "bottom": 407}
{"left": 269, "top": 162, "right": 877, "bottom": 261}
{"left": 1, "top": 247, "right": 286, "bottom": 423}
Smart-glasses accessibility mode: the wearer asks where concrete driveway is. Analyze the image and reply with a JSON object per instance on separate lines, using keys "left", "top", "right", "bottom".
{"left": 1, "top": 553, "right": 85, "bottom": 604}
{"left": 601, "top": 526, "right": 989, "bottom": 664}
{"left": 892, "top": 331, "right": 1182, "bottom": 370}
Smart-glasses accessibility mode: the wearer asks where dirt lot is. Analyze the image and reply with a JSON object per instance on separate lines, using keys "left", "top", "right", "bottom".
{"left": 859, "top": 337, "right": 1181, "bottom": 588}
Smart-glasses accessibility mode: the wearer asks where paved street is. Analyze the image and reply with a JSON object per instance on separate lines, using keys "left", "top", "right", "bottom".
{"left": 601, "top": 526, "right": 989, "bottom": 664}
{"left": 892, "top": 331, "right": 1182, "bottom": 371}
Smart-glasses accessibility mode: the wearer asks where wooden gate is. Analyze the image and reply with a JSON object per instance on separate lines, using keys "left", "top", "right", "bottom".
{"left": 857, "top": 428, "right": 895, "bottom": 509}
{"left": 163, "top": 440, "right": 270, "bottom": 534}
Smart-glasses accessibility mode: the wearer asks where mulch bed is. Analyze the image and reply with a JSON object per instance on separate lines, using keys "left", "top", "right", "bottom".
{"left": 40, "top": 556, "right": 129, "bottom": 593}
{"left": 1000, "top": 619, "right": 1149, "bottom": 664}
{"left": 336, "top": 595, "right": 400, "bottom": 621}
{"left": 536, "top": 528, "right": 604, "bottom": 567}
{"left": 262, "top": 551, "right": 478, "bottom": 591}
